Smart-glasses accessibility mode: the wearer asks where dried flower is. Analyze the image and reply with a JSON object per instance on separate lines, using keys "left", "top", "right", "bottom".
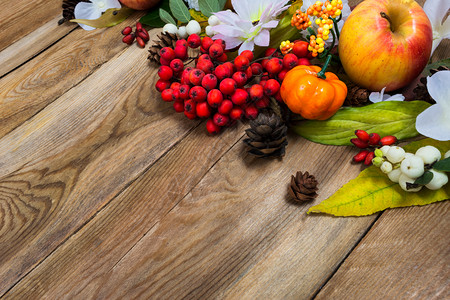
{"left": 74, "top": 0, "right": 121, "bottom": 31}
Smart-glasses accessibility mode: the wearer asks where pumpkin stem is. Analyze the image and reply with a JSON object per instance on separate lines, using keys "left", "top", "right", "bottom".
{"left": 317, "top": 54, "right": 332, "bottom": 79}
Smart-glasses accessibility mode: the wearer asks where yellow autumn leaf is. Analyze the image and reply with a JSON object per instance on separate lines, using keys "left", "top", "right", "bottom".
{"left": 308, "top": 138, "right": 450, "bottom": 216}
{"left": 70, "top": 7, "right": 134, "bottom": 28}
{"left": 189, "top": 9, "right": 208, "bottom": 23}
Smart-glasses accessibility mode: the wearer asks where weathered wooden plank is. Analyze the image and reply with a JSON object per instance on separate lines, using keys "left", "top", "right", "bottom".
{"left": 0, "top": 42, "right": 199, "bottom": 295}
{"left": 315, "top": 201, "right": 450, "bottom": 299}
{"left": 4, "top": 132, "right": 379, "bottom": 299}
{"left": 0, "top": 17, "right": 76, "bottom": 77}
{"left": 0, "top": 12, "right": 147, "bottom": 139}
{"left": 0, "top": 0, "right": 61, "bottom": 52}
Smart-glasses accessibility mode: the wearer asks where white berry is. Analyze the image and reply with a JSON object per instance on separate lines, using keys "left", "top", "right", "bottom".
{"left": 404, "top": 152, "right": 414, "bottom": 159}
{"left": 163, "top": 23, "right": 178, "bottom": 34}
{"left": 205, "top": 25, "right": 215, "bottom": 37}
{"left": 388, "top": 168, "right": 402, "bottom": 183}
{"left": 379, "top": 145, "right": 391, "bottom": 156}
{"left": 386, "top": 146, "right": 406, "bottom": 164}
{"left": 186, "top": 20, "right": 201, "bottom": 35}
{"left": 400, "top": 155, "right": 425, "bottom": 178}
{"left": 399, "top": 173, "right": 422, "bottom": 192}
{"left": 380, "top": 161, "right": 393, "bottom": 174}
{"left": 177, "top": 26, "right": 188, "bottom": 38}
{"left": 415, "top": 146, "right": 441, "bottom": 165}
{"left": 444, "top": 150, "right": 450, "bottom": 159}
{"left": 208, "top": 15, "right": 220, "bottom": 26}
{"left": 425, "top": 169, "right": 449, "bottom": 190}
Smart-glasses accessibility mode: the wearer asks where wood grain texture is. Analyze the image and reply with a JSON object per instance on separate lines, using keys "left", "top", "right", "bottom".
{"left": 0, "top": 0, "right": 61, "bottom": 52}
{"left": 315, "top": 201, "right": 450, "bottom": 299}
{"left": 0, "top": 17, "right": 75, "bottom": 76}
{"left": 0, "top": 42, "right": 198, "bottom": 295}
{"left": 0, "top": 12, "right": 147, "bottom": 139}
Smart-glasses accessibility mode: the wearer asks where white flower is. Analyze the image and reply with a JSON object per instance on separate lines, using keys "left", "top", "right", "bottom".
{"left": 416, "top": 70, "right": 450, "bottom": 141}
{"left": 184, "top": 0, "right": 200, "bottom": 11}
{"left": 300, "top": 0, "right": 351, "bottom": 46}
{"left": 74, "top": 0, "right": 121, "bottom": 31}
{"left": 211, "top": 0, "right": 290, "bottom": 54}
{"left": 423, "top": 0, "right": 450, "bottom": 56}
{"left": 369, "top": 87, "right": 405, "bottom": 103}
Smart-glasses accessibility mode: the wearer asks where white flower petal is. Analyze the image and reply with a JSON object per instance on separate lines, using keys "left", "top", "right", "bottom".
{"left": 416, "top": 104, "right": 450, "bottom": 141}
{"left": 238, "top": 40, "right": 255, "bottom": 54}
{"left": 232, "top": 0, "right": 252, "bottom": 20}
{"left": 369, "top": 87, "right": 387, "bottom": 103}
{"left": 260, "top": 20, "right": 279, "bottom": 29}
{"left": 74, "top": 2, "right": 102, "bottom": 31}
{"left": 254, "top": 29, "right": 270, "bottom": 46}
{"left": 211, "top": 24, "right": 245, "bottom": 37}
{"left": 104, "top": 0, "right": 121, "bottom": 9}
{"left": 442, "top": 17, "right": 450, "bottom": 39}
{"left": 427, "top": 71, "right": 450, "bottom": 105}
{"left": 423, "top": 0, "right": 450, "bottom": 28}
{"left": 384, "top": 94, "right": 405, "bottom": 101}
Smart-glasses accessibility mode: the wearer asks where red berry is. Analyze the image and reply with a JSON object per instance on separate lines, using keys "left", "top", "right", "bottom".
{"left": 265, "top": 58, "right": 283, "bottom": 74}
{"left": 216, "top": 53, "right": 228, "bottom": 62}
{"left": 189, "top": 86, "right": 207, "bottom": 102}
{"left": 173, "top": 100, "right": 184, "bottom": 112}
{"left": 184, "top": 110, "right": 197, "bottom": 120}
{"left": 249, "top": 84, "right": 264, "bottom": 101}
{"left": 234, "top": 55, "right": 250, "bottom": 71}
{"left": 122, "top": 26, "right": 132, "bottom": 35}
{"left": 160, "top": 57, "right": 171, "bottom": 66}
{"left": 380, "top": 135, "right": 397, "bottom": 146}
{"left": 218, "top": 99, "right": 233, "bottom": 115}
{"left": 223, "top": 62, "right": 235, "bottom": 74}
{"left": 206, "top": 119, "right": 221, "bottom": 135}
{"left": 136, "top": 22, "right": 143, "bottom": 31}
{"left": 198, "top": 54, "right": 211, "bottom": 62}
{"left": 196, "top": 101, "right": 211, "bottom": 118}
{"left": 137, "top": 30, "right": 149, "bottom": 42}
{"left": 231, "top": 89, "right": 248, "bottom": 105}
{"left": 209, "top": 43, "right": 224, "bottom": 59}
{"left": 264, "top": 48, "right": 277, "bottom": 57}
{"left": 122, "top": 34, "right": 135, "bottom": 45}
{"left": 169, "top": 59, "right": 184, "bottom": 73}
{"left": 283, "top": 53, "right": 298, "bottom": 70}
{"left": 214, "top": 64, "right": 231, "bottom": 81}
{"left": 207, "top": 89, "right": 223, "bottom": 108}
{"left": 369, "top": 133, "right": 381, "bottom": 145}
{"left": 176, "top": 39, "right": 188, "bottom": 48}
{"left": 240, "top": 50, "right": 254, "bottom": 62}
{"left": 355, "top": 130, "right": 369, "bottom": 142}
{"left": 219, "top": 78, "right": 237, "bottom": 95}
{"left": 251, "top": 63, "right": 263, "bottom": 75}
{"left": 213, "top": 113, "right": 229, "bottom": 126}
{"left": 161, "top": 88, "right": 175, "bottom": 102}
{"left": 230, "top": 107, "right": 244, "bottom": 120}
{"left": 155, "top": 79, "right": 171, "bottom": 92}
{"left": 245, "top": 66, "right": 253, "bottom": 79}
{"left": 181, "top": 67, "right": 193, "bottom": 84}
{"left": 274, "top": 90, "right": 282, "bottom": 102}
{"left": 353, "top": 150, "right": 370, "bottom": 162}
{"left": 158, "top": 65, "right": 173, "bottom": 81}
{"left": 292, "top": 41, "right": 309, "bottom": 58}
{"left": 179, "top": 85, "right": 190, "bottom": 99}
{"left": 254, "top": 96, "right": 270, "bottom": 108}
{"left": 184, "top": 99, "right": 196, "bottom": 114}
{"left": 264, "top": 79, "right": 280, "bottom": 96}
{"left": 160, "top": 47, "right": 176, "bottom": 61}
{"left": 213, "top": 39, "right": 226, "bottom": 49}
{"left": 232, "top": 72, "right": 248, "bottom": 87}
{"left": 187, "top": 34, "right": 201, "bottom": 48}
{"left": 351, "top": 138, "right": 369, "bottom": 149}
{"left": 201, "top": 74, "right": 218, "bottom": 90}
{"left": 244, "top": 105, "right": 259, "bottom": 120}
{"left": 170, "top": 82, "right": 181, "bottom": 91}
{"left": 189, "top": 68, "right": 205, "bottom": 86}
{"left": 197, "top": 60, "right": 214, "bottom": 74}
{"left": 277, "top": 69, "right": 288, "bottom": 81}
{"left": 201, "top": 36, "right": 214, "bottom": 50}
{"left": 298, "top": 58, "right": 311, "bottom": 66}
{"left": 174, "top": 45, "right": 188, "bottom": 60}
{"left": 364, "top": 151, "right": 375, "bottom": 166}
{"left": 200, "top": 46, "right": 208, "bottom": 54}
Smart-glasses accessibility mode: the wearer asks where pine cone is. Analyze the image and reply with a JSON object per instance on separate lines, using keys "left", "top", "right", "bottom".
{"left": 148, "top": 32, "right": 179, "bottom": 63}
{"left": 289, "top": 171, "right": 318, "bottom": 202}
{"left": 59, "top": 0, "right": 89, "bottom": 25}
{"left": 244, "top": 113, "right": 288, "bottom": 158}
{"left": 412, "top": 66, "right": 448, "bottom": 104}
{"left": 344, "top": 82, "right": 370, "bottom": 106}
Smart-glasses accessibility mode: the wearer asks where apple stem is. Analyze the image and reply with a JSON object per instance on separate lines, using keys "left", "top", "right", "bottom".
{"left": 380, "top": 12, "right": 393, "bottom": 31}
{"left": 317, "top": 54, "right": 332, "bottom": 79}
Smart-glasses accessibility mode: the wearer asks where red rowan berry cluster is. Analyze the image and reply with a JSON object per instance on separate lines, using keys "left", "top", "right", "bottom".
{"left": 155, "top": 34, "right": 311, "bottom": 134}
{"left": 351, "top": 130, "right": 398, "bottom": 165}
{"left": 122, "top": 22, "right": 149, "bottom": 48}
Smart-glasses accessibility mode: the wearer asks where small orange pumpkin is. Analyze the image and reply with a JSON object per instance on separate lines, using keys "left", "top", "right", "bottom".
{"left": 280, "top": 65, "right": 347, "bottom": 120}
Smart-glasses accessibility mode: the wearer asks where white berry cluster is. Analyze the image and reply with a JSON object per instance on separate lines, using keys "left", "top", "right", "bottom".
{"left": 372, "top": 146, "right": 449, "bottom": 192}
{"left": 205, "top": 15, "right": 221, "bottom": 37}
{"left": 163, "top": 20, "right": 201, "bottom": 39}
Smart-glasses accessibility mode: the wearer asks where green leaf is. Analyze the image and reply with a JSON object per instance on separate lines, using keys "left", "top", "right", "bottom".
{"left": 422, "top": 58, "right": 450, "bottom": 76}
{"left": 169, "top": 0, "right": 191, "bottom": 23}
{"left": 160, "top": 8, "right": 176, "bottom": 24}
{"left": 414, "top": 171, "right": 434, "bottom": 185}
{"left": 308, "top": 139, "right": 450, "bottom": 217}
{"left": 292, "top": 101, "right": 431, "bottom": 145}
{"left": 189, "top": 9, "right": 209, "bottom": 23}
{"left": 140, "top": 0, "right": 170, "bottom": 28}
{"left": 199, "top": 0, "right": 221, "bottom": 17}
{"left": 70, "top": 7, "right": 134, "bottom": 28}
{"left": 218, "top": 0, "right": 227, "bottom": 9}
{"left": 433, "top": 157, "right": 450, "bottom": 172}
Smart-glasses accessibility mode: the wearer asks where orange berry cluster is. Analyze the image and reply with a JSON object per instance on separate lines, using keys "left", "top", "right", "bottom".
{"left": 307, "top": 36, "right": 325, "bottom": 57}
{"left": 291, "top": 10, "right": 311, "bottom": 30}
{"left": 306, "top": 0, "right": 343, "bottom": 19}
{"left": 280, "top": 40, "right": 295, "bottom": 55}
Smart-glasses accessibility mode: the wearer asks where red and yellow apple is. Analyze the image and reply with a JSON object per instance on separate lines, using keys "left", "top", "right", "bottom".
{"left": 119, "top": 0, "right": 160, "bottom": 10}
{"left": 338, "top": 0, "right": 432, "bottom": 92}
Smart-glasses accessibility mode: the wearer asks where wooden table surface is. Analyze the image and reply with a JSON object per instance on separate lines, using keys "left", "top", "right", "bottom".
{"left": 1, "top": 0, "right": 448, "bottom": 299}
